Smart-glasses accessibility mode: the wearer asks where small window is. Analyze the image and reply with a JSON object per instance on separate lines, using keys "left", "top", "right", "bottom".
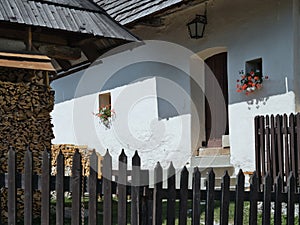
{"left": 246, "top": 58, "right": 262, "bottom": 74}
{"left": 99, "top": 92, "right": 111, "bottom": 108}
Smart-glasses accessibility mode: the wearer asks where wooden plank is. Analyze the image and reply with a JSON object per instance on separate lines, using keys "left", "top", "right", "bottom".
{"left": 38, "top": 44, "right": 82, "bottom": 60}
{"left": 249, "top": 172, "right": 258, "bottom": 225}
{"left": 24, "top": 149, "right": 33, "bottom": 225}
{"left": 289, "top": 114, "right": 297, "bottom": 183}
{"left": 220, "top": 171, "right": 230, "bottom": 225}
{"left": 270, "top": 115, "right": 278, "bottom": 182}
{"left": 153, "top": 162, "right": 163, "bottom": 225}
{"left": 0, "top": 59, "right": 55, "bottom": 71}
{"left": 265, "top": 115, "right": 271, "bottom": 175}
{"left": 35, "top": 2, "right": 53, "bottom": 28}
{"left": 283, "top": 114, "right": 290, "bottom": 179}
{"left": 192, "top": 167, "right": 201, "bottom": 225}
{"left": 14, "top": 0, "right": 32, "bottom": 24}
{"left": 274, "top": 175, "right": 282, "bottom": 225}
{"left": 22, "top": 1, "right": 39, "bottom": 26}
{"left": 56, "top": 151, "right": 65, "bottom": 225}
{"left": 206, "top": 169, "right": 215, "bottom": 225}
{"left": 259, "top": 116, "right": 266, "bottom": 177}
{"left": 131, "top": 151, "right": 141, "bottom": 225}
{"left": 2, "top": 0, "right": 16, "bottom": 21}
{"left": 276, "top": 115, "right": 284, "bottom": 186}
{"left": 8, "top": 147, "right": 16, "bottom": 225}
{"left": 296, "top": 113, "right": 300, "bottom": 183}
{"left": 8, "top": 0, "right": 24, "bottom": 23}
{"left": 71, "top": 150, "right": 82, "bottom": 225}
{"left": 142, "top": 173, "right": 151, "bottom": 225}
{"left": 118, "top": 150, "right": 127, "bottom": 225}
{"left": 254, "top": 116, "right": 261, "bottom": 187}
{"left": 103, "top": 150, "right": 112, "bottom": 225}
{"left": 167, "top": 162, "right": 176, "bottom": 225}
{"left": 287, "top": 173, "right": 295, "bottom": 225}
{"left": 262, "top": 173, "right": 271, "bottom": 225}
{"left": 42, "top": 4, "right": 60, "bottom": 29}
{"left": 41, "top": 149, "right": 51, "bottom": 225}
{"left": 234, "top": 169, "right": 245, "bottom": 225}
{"left": 88, "top": 150, "right": 98, "bottom": 225}
{"left": 28, "top": 1, "right": 47, "bottom": 26}
{"left": 179, "top": 166, "right": 188, "bottom": 225}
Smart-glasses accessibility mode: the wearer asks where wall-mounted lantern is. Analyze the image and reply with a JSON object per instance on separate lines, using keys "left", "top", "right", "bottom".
{"left": 187, "top": 3, "right": 207, "bottom": 39}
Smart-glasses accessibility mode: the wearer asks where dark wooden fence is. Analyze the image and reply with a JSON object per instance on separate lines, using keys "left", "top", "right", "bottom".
{"left": 2, "top": 147, "right": 300, "bottom": 225}
{"left": 255, "top": 113, "right": 300, "bottom": 187}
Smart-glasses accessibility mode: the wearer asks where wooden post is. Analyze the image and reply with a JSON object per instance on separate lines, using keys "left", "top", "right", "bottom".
{"left": 88, "top": 150, "right": 98, "bottom": 225}
{"left": 118, "top": 150, "right": 127, "bottom": 225}
{"left": 206, "top": 169, "right": 215, "bottom": 225}
{"left": 234, "top": 170, "right": 245, "bottom": 225}
{"left": 287, "top": 173, "right": 295, "bottom": 225}
{"left": 249, "top": 172, "right": 258, "bottom": 225}
{"left": 274, "top": 174, "right": 282, "bottom": 225}
{"left": 254, "top": 116, "right": 261, "bottom": 187}
{"left": 179, "top": 167, "right": 188, "bottom": 225}
{"left": 192, "top": 167, "right": 201, "bottom": 225}
{"left": 167, "top": 162, "right": 176, "bottom": 225}
{"left": 8, "top": 147, "right": 16, "bottom": 225}
{"left": 56, "top": 151, "right": 65, "bottom": 225}
{"left": 131, "top": 151, "right": 141, "bottom": 225}
{"left": 26, "top": 27, "right": 32, "bottom": 51}
{"left": 41, "top": 149, "right": 51, "bottom": 225}
{"left": 153, "top": 162, "right": 163, "bottom": 225}
{"left": 71, "top": 150, "right": 82, "bottom": 225}
{"left": 103, "top": 150, "right": 112, "bottom": 225}
{"left": 262, "top": 173, "right": 271, "bottom": 225}
{"left": 220, "top": 171, "right": 230, "bottom": 225}
{"left": 24, "top": 148, "right": 33, "bottom": 225}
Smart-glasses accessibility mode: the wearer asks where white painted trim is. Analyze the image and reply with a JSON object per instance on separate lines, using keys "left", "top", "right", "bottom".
{"left": 196, "top": 47, "right": 228, "bottom": 60}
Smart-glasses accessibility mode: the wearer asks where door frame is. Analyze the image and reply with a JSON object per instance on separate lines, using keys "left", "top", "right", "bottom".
{"left": 191, "top": 47, "right": 229, "bottom": 149}
{"left": 204, "top": 52, "right": 229, "bottom": 147}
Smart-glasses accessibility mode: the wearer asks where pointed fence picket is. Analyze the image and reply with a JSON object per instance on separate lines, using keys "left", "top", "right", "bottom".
{"left": 255, "top": 113, "right": 300, "bottom": 188}
{"left": 2, "top": 148, "right": 300, "bottom": 224}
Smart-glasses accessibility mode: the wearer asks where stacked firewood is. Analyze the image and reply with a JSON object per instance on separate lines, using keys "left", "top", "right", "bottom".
{"left": 0, "top": 80, "right": 54, "bottom": 174}
{"left": 51, "top": 144, "right": 102, "bottom": 178}
{"left": 0, "top": 67, "right": 54, "bottom": 221}
{"left": 1, "top": 189, "right": 42, "bottom": 222}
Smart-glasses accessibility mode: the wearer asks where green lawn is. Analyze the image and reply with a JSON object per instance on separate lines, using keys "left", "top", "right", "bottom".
{"left": 26, "top": 198, "right": 299, "bottom": 225}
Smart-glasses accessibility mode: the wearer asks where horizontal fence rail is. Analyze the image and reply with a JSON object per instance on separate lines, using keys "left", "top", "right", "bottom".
{"left": 1, "top": 147, "right": 300, "bottom": 224}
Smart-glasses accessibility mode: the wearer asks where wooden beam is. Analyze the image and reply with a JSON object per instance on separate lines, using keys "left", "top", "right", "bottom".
{"left": 0, "top": 52, "right": 50, "bottom": 60}
{"left": 81, "top": 42, "right": 101, "bottom": 62}
{"left": 55, "top": 59, "right": 72, "bottom": 71}
{"left": 0, "top": 59, "right": 55, "bottom": 71}
{"left": 0, "top": 26, "right": 68, "bottom": 46}
{"left": 26, "top": 27, "right": 32, "bottom": 51}
{"left": 38, "top": 45, "right": 82, "bottom": 60}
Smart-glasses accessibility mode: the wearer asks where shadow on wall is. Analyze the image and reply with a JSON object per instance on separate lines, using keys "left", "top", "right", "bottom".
{"left": 101, "top": 61, "right": 192, "bottom": 120}
{"left": 53, "top": 61, "right": 195, "bottom": 120}
{"left": 246, "top": 97, "right": 269, "bottom": 110}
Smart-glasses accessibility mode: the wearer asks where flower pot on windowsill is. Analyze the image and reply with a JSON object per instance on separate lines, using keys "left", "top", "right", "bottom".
{"left": 236, "top": 70, "right": 268, "bottom": 95}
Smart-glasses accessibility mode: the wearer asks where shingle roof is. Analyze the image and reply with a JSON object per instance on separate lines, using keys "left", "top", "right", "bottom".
{"left": 0, "top": 0, "right": 140, "bottom": 78}
{"left": 94, "top": 0, "right": 186, "bottom": 25}
{"left": 0, "top": 0, "right": 137, "bottom": 41}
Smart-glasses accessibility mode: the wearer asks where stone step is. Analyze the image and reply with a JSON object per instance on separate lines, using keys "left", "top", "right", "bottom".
{"left": 198, "top": 147, "right": 230, "bottom": 156}
{"left": 191, "top": 155, "right": 231, "bottom": 167}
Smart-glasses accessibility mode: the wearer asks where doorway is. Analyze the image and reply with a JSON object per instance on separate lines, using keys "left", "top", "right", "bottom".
{"left": 204, "top": 52, "right": 229, "bottom": 147}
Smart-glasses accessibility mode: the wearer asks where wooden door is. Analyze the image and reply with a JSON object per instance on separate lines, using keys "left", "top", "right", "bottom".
{"left": 204, "top": 52, "right": 229, "bottom": 147}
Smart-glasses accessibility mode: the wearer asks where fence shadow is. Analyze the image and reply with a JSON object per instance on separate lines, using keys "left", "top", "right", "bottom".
{"left": 1, "top": 147, "right": 300, "bottom": 224}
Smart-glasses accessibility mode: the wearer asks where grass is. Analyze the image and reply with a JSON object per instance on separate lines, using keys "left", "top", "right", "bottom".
{"left": 18, "top": 198, "right": 300, "bottom": 225}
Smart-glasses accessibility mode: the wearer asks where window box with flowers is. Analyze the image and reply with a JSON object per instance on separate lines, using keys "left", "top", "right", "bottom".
{"left": 94, "top": 104, "right": 115, "bottom": 129}
{"left": 236, "top": 70, "right": 268, "bottom": 95}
